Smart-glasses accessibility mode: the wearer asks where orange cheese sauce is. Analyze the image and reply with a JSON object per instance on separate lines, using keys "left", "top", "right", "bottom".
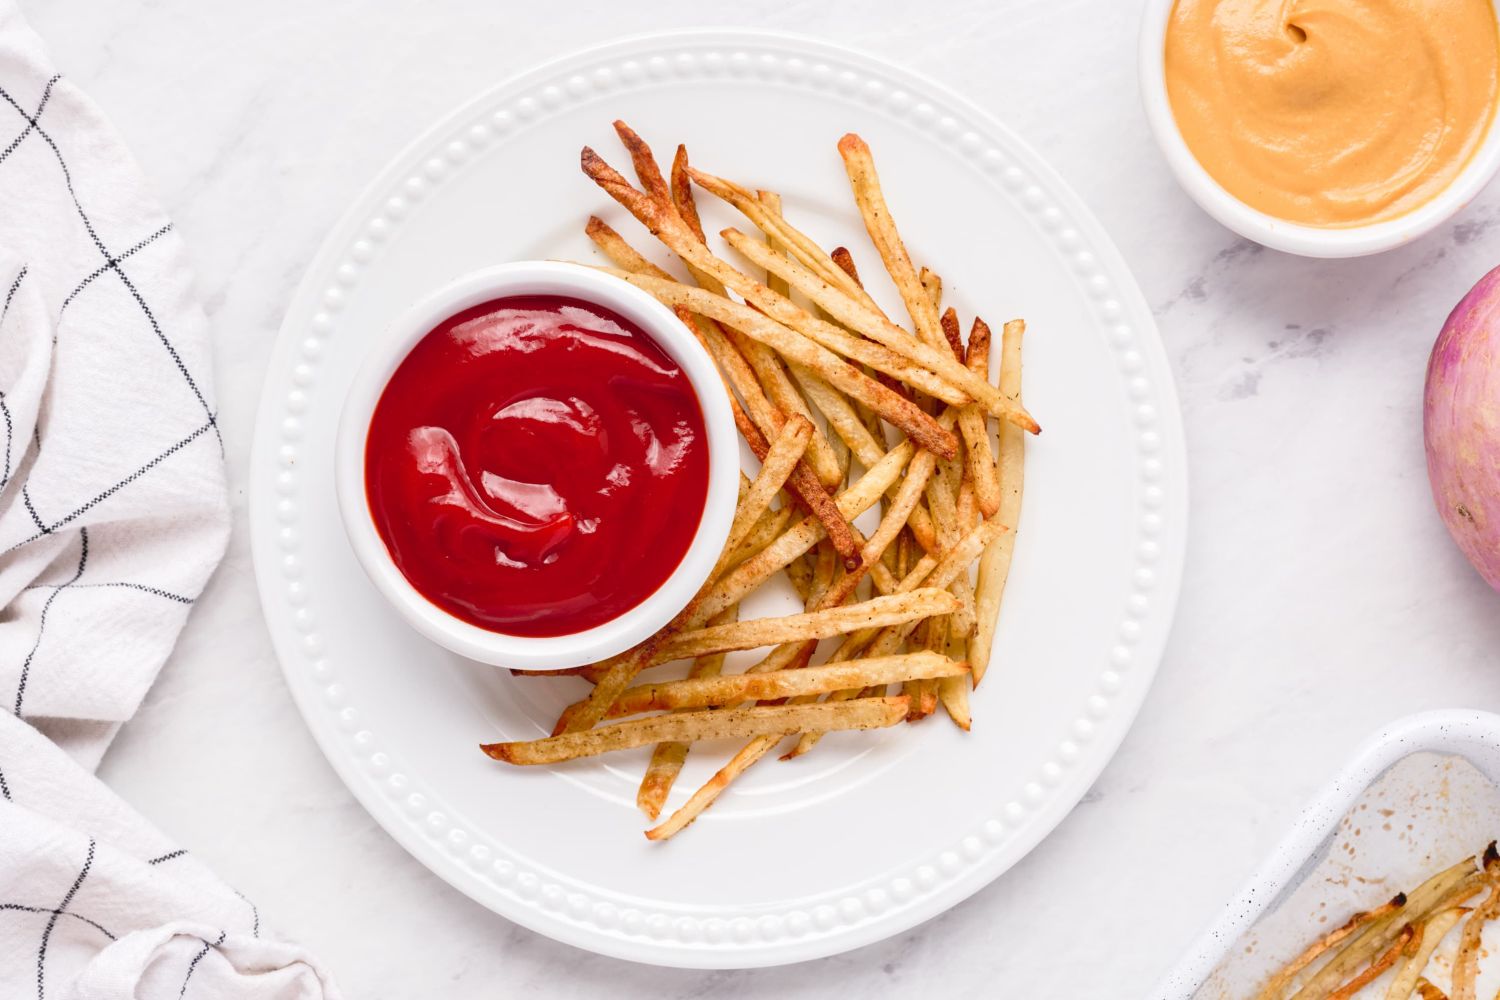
{"left": 1165, "top": 0, "right": 1500, "bottom": 227}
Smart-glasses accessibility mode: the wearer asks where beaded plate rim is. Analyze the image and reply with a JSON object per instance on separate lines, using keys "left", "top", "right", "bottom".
{"left": 249, "top": 28, "right": 1188, "bottom": 968}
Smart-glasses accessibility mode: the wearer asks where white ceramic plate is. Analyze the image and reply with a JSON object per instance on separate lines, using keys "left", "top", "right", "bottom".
{"left": 249, "top": 29, "right": 1187, "bottom": 968}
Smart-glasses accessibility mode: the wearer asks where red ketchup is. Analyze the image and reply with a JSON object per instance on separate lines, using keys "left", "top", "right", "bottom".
{"left": 365, "top": 295, "right": 709, "bottom": 637}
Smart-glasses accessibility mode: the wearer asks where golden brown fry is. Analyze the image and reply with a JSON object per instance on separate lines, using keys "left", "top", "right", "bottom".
{"left": 669, "top": 144, "right": 709, "bottom": 252}
{"left": 646, "top": 733, "right": 776, "bottom": 841}
{"left": 784, "top": 362, "right": 938, "bottom": 550}
{"left": 606, "top": 652, "right": 966, "bottom": 718}
{"left": 780, "top": 548, "right": 954, "bottom": 758}
{"left": 731, "top": 399, "right": 858, "bottom": 565}
{"left": 939, "top": 622, "right": 972, "bottom": 731}
{"left": 1385, "top": 907, "right": 1467, "bottom": 1000}
{"left": 684, "top": 165, "right": 881, "bottom": 314}
{"left": 726, "top": 505, "right": 794, "bottom": 568}
{"left": 698, "top": 440, "right": 918, "bottom": 620}
{"left": 586, "top": 214, "right": 675, "bottom": 278}
{"left": 960, "top": 317, "right": 1001, "bottom": 517}
{"left": 718, "top": 415, "right": 813, "bottom": 572}
{"left": 555, "top": 620, "right": 681, "bottom": 736}
{"left": 909, "top": 616, "right": 945, "bottom": 720}
{"left": 487, "top": 698, "right": 909, "bottom": 766}
{"left": 613, "top": 119, "right": 673, "bottom": 206}
{"left": 586, "top": 215, "right": 791, "bottom": 493}
{"left": 831, "top": 246, "right": 862, "bottom": 286}
{"left": 1256, "top": 897, "right": 1409, "bottom": 1000}
{"left": 510, "top": 663, "right": 609, "bottom": 682}
{"left": 923, "top": 270, "right": 946, "bottom": 329}
{"left": 938, "top": 306, "right": 964, "bottom": 362}
{"left": 1452, "top": 847, "right": 1500, "bottom": 1000}
{"left": 1327, "top": 925, "right": 1414, "bottom": 1000}
{"left": 637, "top": 604, "right": 738, "bottom": 820}
{"left": 838, "top": 132, "right": 945, "bottom": 352}
{"left": 971, "top": 318, "right": 1027, "bottom": 686}
{"left": 757, "top": 189, "right": 790, "bottom": 296}
{"left": 1288, "top": 855, "right": 1483, "bottom": 1000}
{"left": 787, "top": 521, "right": 995, "bottom": 757}
{"left": 1416, "top": 982, "right": 1448, "bottom": 1000}
{"left": 861, "top": 519, "right": 1006, "bottom": 660}
{"left": 639, "top": 139, "right": 841, "bottom": 489}
{"left": 590, "top": 156, "right": 970, "bottom": 422}
{"left": 956, "top": 474, "right": 978, "bottom": 531}
{"left": 721, "top": 229, "right": 1039, "bottom": 433}
{"left": 660, "top": 589, "right": 959, "bottom": 663}
{"left": 600, "top": 264, "right": 959, "bottom": 457}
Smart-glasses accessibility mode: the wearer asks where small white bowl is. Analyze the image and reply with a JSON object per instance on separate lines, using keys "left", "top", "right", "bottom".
{"left": 335, "top": 261, "right": 738, "bottom": 671}
{"left": 1139, "top": 0, "right": 1500, "bottom": 258}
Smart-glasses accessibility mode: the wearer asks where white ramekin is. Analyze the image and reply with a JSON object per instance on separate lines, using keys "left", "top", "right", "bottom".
{"left": 1139, "top": 0, "right": 1500, "bottom": 258}
{"left": 335, "top": 261, "right": 738, "bottom": 671}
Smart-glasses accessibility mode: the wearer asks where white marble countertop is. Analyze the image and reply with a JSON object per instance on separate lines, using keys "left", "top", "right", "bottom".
{"left": 23, "top": 1, "right": 1500, "bottom": 996}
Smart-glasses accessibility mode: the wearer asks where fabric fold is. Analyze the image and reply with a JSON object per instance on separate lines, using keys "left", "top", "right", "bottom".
{"left": 0, "top": 2, "right": 338, "bottom": 995}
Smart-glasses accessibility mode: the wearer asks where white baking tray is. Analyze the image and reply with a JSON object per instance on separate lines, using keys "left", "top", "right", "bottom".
{"left": 1156, "top": 710, "right": 1500, "bottom": 999}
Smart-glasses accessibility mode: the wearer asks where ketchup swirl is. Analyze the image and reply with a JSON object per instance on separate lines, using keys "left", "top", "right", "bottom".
{"left": 365, "top": 295, "right": 708, "bottom": 637}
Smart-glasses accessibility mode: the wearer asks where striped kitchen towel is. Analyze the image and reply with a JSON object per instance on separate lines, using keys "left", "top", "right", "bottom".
{"left": 0, "top": 3, "right": 337, "bottom": 996}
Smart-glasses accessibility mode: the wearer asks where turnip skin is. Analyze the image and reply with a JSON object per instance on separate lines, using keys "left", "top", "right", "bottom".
{"left": 1426, "top": 266, "right": 1500, "bottom": 591}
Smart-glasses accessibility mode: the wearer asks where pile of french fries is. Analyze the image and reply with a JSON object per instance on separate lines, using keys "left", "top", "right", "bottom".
{"left": 1256, "top": 843, "right": 1500, "bottom": 1000}
{"left": 480, "top": 121, "right": 1038, "bottom": 841}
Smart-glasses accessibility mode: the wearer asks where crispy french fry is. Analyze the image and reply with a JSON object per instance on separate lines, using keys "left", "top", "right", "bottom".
{"left": 731, "top": 395, "right": 858, "bottom": 565}
{"left": 1385, "top": 908, "right": 1467, "bottom": 1000}
{"left": 939, "top": 624, "right": 972, "bottom": 731}
{"left": 660, "top": 589, "right": 958, "bottom": 664}
{"left": 923, "top": 270, "right": 946, "bottom": 328}
{"left": 1416, "top": 981, "right": 1448, "bottom": 1000}
{"left": 586, "top": 214, "right": 675, "bottom": 278}
{"left": 637, "top": 603, "right": 738, "bottom": 820}
{"left": 529, "top": 125, "right": 1044, "bottom": 841}
{"left": 606, "top": 652, "right": 966, "bottom": 718}
{"left": 938, "top": 305, "right": 964, "bottom": 362}
{"left": 555, "top": 621, "right": 681, "bottom": 736}
{"left": 510, "top": 663, "right": 609, "bottom": 682}
{"left": 1452, "top": 847, "right": 1500, "bottom": 1000}
{"left": 838, "top": 133, "right": 946, "bottom": 353}
{"left": 717, "top": 415, "right": 813, "bottom": 574}
{"left": 684, "top": 165, "right": 883, "bottom": 314}
{"left": 641, "top": 144, "right": 845, "bottom": 490}
{"left": 823, "top": 244, "right": 902, "bottom": 446}
{"left": 726, "top": 506, "right": 795, "bottom": 569}
{"left": 1328, "top": 925, "right": 1415, "bottom": 1000}
{"left": 722, "top": 230, "right": 1039, "bottom": 433}
{"left": 831, "top": 246, "right": 862, "bottom": 286}
{"left": 971, "top": 318, "right": 1027, "bottom": 686}
{"left": 757, "top": 189, "right": 791, "bottom": 297}
{"left": 645, "top": 733, "right": 777, "bottom": 841}
{"left": 786, "top": 522, "right": 996, "bottom": 757}
{"left": 960, "top": 317, "right": 1001, "bottom": 517}
{"left": 1288, "top": 855, "right": 1483, "bottom": 1000}
{"left": 584, "top": 142, "right": 973, "bottom": 416}
{"left": 1257, "top": 897, "right": 1409, "bottom": 1000}
{"left": 910, "top": 616, "right": 945, "bottom": 720}
{"left": 697, "top": 439, "right": 919, "bottom": 620}
{"left": 600, "top": 264, "right": 958, "bottom": 457}
{"left": 487, "top": 697, "right": 909, "bottom": 766}
{"left": 586, "top": 215, "right": 788, "bottom": 480}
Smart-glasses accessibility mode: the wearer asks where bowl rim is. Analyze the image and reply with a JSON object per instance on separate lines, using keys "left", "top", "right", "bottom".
{"left": 1138, "top": 0, "right": 1500, "bottom": 259}
{"left": 334, "top": 260, "right": 738, "bottom": 671}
